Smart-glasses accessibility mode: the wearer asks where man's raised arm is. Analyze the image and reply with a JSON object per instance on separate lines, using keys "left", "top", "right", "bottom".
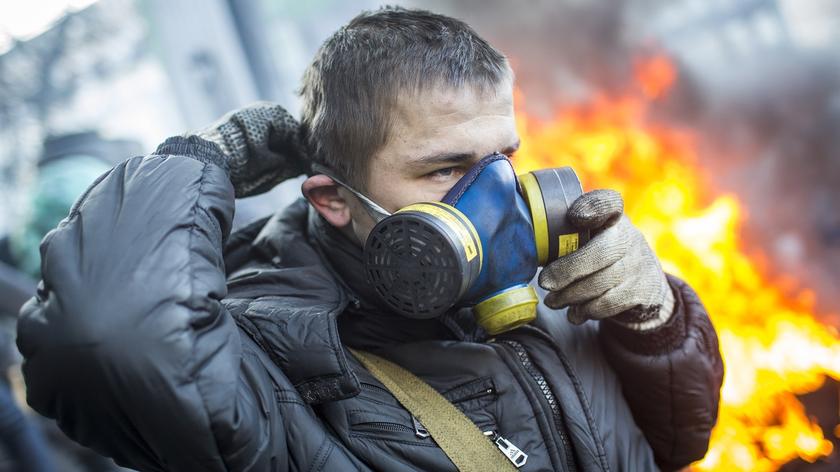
{"left": 17, "top": 104, "right": 309, "bottom": 471}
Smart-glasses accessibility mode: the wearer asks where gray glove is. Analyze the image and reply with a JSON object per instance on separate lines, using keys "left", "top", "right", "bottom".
{"left": 192, "top": 102, "right": 307, "bottom": 198}
{"left": 538, "top": 189, "right": 675, "bottom": 331}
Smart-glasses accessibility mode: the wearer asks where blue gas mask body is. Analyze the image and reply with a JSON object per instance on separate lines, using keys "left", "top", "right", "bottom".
{"left": 315, "top": 153, "right": 588, "bottom": 334}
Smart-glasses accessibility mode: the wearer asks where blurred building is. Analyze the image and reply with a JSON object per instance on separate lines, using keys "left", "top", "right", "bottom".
{"left": 653, "top": 0, "right": 840, "bottom": 77}
{"left": 0, "top": 0, "right": 389, "bottom": 235}
{"left": 0, "top": 0, "right": 181, "bottom": 234}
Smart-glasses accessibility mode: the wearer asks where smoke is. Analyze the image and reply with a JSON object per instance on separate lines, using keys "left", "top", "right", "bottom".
{"left": 412, "top": 0, "right": 840, "bottom": 315}
{"left": 413, "top": 0, "right": 667, "bottom": 113}
{"left": 700, "top": 54, "right": 840, "bottom": 315}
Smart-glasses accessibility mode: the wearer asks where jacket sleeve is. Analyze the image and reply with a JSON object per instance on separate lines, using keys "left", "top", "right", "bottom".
{"left": 16, "top": 136, "right": 288, "bottom": 471}
{"left": 598, "top": 274, "right": 724, "bottom": 471}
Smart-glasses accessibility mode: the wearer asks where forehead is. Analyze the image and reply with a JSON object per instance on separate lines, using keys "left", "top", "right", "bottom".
{"left": 393, "top": 80, "right": 514, "bottom": 134}
{"left": 375, "top": 80, "right": 518, "bottom": 165}
{"left": 394, "top": 79, "right": 514, "bottom": 125}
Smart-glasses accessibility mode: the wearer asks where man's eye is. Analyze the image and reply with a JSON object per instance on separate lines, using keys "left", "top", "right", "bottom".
{"left": 426, "top": 167, "right": 462, "bottom": 181}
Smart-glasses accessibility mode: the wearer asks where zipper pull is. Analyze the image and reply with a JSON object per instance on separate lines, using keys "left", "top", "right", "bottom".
{"left": 412, "top": 415, "right": 430, "bottom": 439}
{"left": 484, "top": 430, "right": 528, "bottom": 468}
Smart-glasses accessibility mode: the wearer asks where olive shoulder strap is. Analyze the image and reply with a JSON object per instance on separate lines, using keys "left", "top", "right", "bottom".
{"left": 349, "top": 348, "right": 520, "bottom": 472}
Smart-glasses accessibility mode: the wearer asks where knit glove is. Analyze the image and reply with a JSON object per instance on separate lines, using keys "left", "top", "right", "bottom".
{"left": 190, "top": 102, "right": 308, "bottom": 198}
{"left": 538, "top": 189, "right": 675, "bottom": 331}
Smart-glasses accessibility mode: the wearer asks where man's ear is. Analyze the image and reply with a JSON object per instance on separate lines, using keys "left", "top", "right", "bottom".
{"left": 301, "top": 175, "right": 352, "bottom": 228}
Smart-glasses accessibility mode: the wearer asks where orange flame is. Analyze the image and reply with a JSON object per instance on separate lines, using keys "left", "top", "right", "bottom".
{"left": 512, "top": 55, "right": 840, "bottom": 471}
{"left": 634, "top": 55, "right": 677, "bottom": 99}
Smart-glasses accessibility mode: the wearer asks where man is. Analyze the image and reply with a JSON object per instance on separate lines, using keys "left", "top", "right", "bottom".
{"left": 17, "top": 7, "right": 723, "bottom": 472}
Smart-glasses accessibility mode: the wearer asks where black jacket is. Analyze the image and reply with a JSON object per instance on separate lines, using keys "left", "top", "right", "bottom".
{"left": 17, "top": 137, "right": 724, "bottom": 471}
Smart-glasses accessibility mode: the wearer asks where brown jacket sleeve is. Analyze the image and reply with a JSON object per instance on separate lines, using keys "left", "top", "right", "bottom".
{"left": 599, "top": 274, "right": 724, "bottom": 471}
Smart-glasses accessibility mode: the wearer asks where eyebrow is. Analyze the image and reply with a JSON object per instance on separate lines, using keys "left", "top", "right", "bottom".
{"left": 409, "top": 151, "right": 476, "bottom": 169}
{"left": 408, "top": 139, "right": 522, "bottom": 169}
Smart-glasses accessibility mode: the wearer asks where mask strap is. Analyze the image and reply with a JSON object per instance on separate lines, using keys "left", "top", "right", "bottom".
{"left": 311, "top": 163, "right": 392, "bottom": 222}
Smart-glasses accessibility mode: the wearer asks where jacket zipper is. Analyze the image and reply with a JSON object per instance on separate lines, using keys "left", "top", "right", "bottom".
{"left": 452, "top": 386, "right": 496, "bottom": 403}
{"left": 354, "top": 421, "right": 415, "bottom": 434}
{"left": 484, "top": 430, "right": 529, "bottom": 468}
{"left": 364, "top": 381, "right": 528, "bottom": 467}
{"left": 500, "top": 339, "right": 577, "bottom": 472}
{"left": 411, "top": 415, "right": 430, "bottom": 438}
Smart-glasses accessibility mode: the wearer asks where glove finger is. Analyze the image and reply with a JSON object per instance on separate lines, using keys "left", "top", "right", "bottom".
{"left": 259, "top": 105, "right": 307, "bottom": 179}
{"left": 568, "top": 189, "right": 624, "bottom": 231}
{"left": 231, "top": 102, "right": 276, "bottom": 143}
{"left": 571, "top": 282, "right": 638, "bottom": 323}
{"left": 267, "top": 123, "right": 307, "bottom": 172}
{"left": 538, "top": 217, "right": 630, "bottom": 292}
{"left": 567, "top": 305, "right": 590, "bottom": 325}
{"left": 543, "top": 258, "right": 627, "bottom": 310}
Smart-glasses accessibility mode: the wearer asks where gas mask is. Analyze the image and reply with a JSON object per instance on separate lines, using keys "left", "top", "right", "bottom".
{"left": 313, "top": 153, "right": 588, "bottom": 335}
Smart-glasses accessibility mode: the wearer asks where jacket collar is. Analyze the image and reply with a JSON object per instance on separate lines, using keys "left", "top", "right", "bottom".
{"left": 307, "top": 211, "right": 465, "bottom": 351}
{"left": 226, "top": 199, "right": 482, "bottom": 404}
{"left": 226, "top": 199, "right": 359, "bottom": 404}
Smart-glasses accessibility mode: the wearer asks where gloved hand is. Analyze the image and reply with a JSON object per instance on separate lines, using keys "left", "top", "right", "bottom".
{"left": 538, "top": 189, "right": 675, "bottom": 331}
{"left": 191, "top": 102, "right": 308, "bottom": 198}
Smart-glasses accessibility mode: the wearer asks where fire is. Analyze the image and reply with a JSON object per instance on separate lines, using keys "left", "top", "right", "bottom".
{"left": 512, "top": 56, "right": 840, "bottom": 471}
{"left": 633, "top": 55, "right": 677, "bottom": 99}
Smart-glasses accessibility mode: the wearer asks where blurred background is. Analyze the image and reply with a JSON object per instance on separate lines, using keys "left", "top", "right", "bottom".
{"left": 0, "top": 0, "right": 838, "bottom": 471}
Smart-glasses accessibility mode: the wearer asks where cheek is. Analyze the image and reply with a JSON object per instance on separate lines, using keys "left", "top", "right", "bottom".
{"left": 366, "top": 167, "right": 455, "bottom": 211}
{"left": 379, "top": 182, "right": 453, "bottom": 209}
{"left": 416, "top": 185, "right": 456, "bottom": 204}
